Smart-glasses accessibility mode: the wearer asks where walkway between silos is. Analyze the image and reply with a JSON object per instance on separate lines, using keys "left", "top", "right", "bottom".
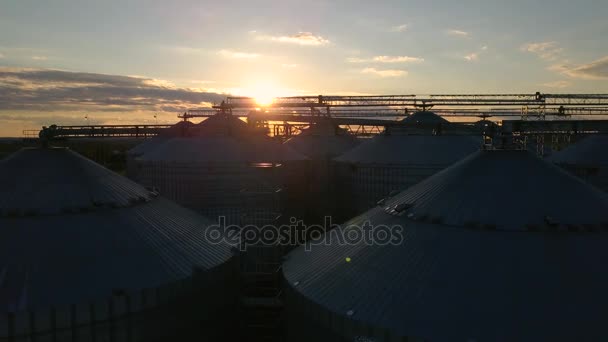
{"left": 237, "top": 244, "right": 285, "bottom": 341}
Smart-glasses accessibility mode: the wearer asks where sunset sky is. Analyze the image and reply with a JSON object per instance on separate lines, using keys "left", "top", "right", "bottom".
{"left": 1, "top": 0, "right": 608, "bottom": 136}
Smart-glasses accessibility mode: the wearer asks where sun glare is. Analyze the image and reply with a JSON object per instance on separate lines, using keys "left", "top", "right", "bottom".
{"left": 239, "top": 82, "right": 287, "bottom": 107}
{"left": 255, "top": 94, "right": 275, "bottom": 106}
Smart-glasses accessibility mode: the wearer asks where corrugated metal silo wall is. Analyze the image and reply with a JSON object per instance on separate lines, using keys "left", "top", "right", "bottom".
{"left": 126, "top": 154, "right": 139, "bottom": 181}
{"left": 136, "top": 161, "right": 284, "bottom": 227}
{"left": 333, "top": 162, "right": 442, "bottom": 220}
{"left": 276, "top": 160, "right": 312, "bottom": 222}
{"left": 0, "top": 260, "right": 238, "bottom": 342}
{"left": 136, "top": 159, "right": 311, "bottom": 275}
{"left": 285, "top": 157, "right": 341, "bottom": 225}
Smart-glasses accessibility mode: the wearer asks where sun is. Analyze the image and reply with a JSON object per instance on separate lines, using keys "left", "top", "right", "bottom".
{"left": 255, "top": 94, "right": 275, "bottom": 106}
{"left": 241, "top": 81, "right": 287, "bottom": 107}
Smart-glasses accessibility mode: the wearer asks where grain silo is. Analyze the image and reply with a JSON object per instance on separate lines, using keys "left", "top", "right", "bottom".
{"left": 547, "top": 134, "right": 608, "bottom": 192}
{"left": 0, "top": 147, "right": 237, "bottom": 341}
{"left": 126, "top": 120, "right": 195, "bottom": 182}
{"left": 283, "top": 149, "right": 608, "bottom": 342}
{"left": 284, "top": 119, "right": 360, "bottom": 223}
{"left": 334, "top": 111, "right": 480, "bottom": 217}
{"left": 137, "top": 112, "right": 308, "bottom": 227}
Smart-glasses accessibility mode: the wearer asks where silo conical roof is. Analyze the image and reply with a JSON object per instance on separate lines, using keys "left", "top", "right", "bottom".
{"left": 139, "top": 136, "right": 307, "bottom": 163}
{"left": 127, "top": 121, "right": 196, "bottom": 158}
{"left": 284, "top": 120, "right": 360, "bottom": 159}
{"left": 334, "top": 134, "right": 480, "bottom": 165}
{"left": 0, "top": 148, "right": 234, "bottom": 311}
{"left": 136, "top": 113, "right": 308, "bottom": 163}
{"left": 401, "top": 110, "right": 449, "bottom": 124}
{"left": 163, "top": 120, "right": 197, "bottom": 136}
{"left": 127, "top": 136, "right": 167, "bottom": 157}
{"left": 547, "top": 134, "right": 608, "bottom": 166}
{"left": 1, "top": 147, "right": 152, "bottom": 215}
{"left": 284, "top": 150, "right": 608, "bottom": 341}
{"left": 196, "top": 113, "right": 255, "bottom": 136}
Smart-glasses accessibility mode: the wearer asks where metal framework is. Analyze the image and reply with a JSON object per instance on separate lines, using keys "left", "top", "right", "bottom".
{"left": 179, "top": 106, "right": 608, "bottom": 121}
{"left": 27, "top": 94, "right": 608, "bottom": 140}
{"left": 223, "top": 93, "right": 608, "bottom": 109}
{"left": 37, "top": 124, "right": 172, "bottom": 140}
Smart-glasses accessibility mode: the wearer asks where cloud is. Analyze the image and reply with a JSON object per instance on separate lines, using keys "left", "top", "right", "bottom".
{"left": 258, "top": 32, "right": 330, "bottom": 46}
{"left": 346, "top": 57, "right": 367, "bottom": 63}
{"left": 361, "top": 68, "right": 407, "bottom": 77}
{"left": 0, "top": 68, "right": 226, "bottom": 112}
{"left": 281, "top": 63, "right": 298, "bottom": 68}
{"left": 373, "top": 55, "right": 424, "bottom": 63}
{"left": 31, "top": 56, "right": 48, "bottom": 61}
{"left": 549, "top": 56, "right": 608, "bottom": 80}
{"left": 464, "top": 52, "right": 479, "bottom": 62}
{"left": 390, "top": 24, "right": 408, "bottom": 32}
{"left": 190, "top": 80, "right": 216, "bottom": 84}
{"left": 447, "top": 29, "right": 469, "bottom": 38}
{"left": 522, "top": 41, "right": 607, "bottom": 80}
{"left": 521, "top": 41, "right": 563, "bottom": 61}
{"left": 540, "top": 80, "right": 571, "bottom": 88}
{"left": 0, "top": 53, "right": 4, "bottom": 59}
{"left": 463, "top": 45, "right": 489, "bottom": 62}
{"left": 347, "top": 55, "right": 424, "bottom": 63}
{"left": 217, "top": 49, "right": 260, "bottom": 59}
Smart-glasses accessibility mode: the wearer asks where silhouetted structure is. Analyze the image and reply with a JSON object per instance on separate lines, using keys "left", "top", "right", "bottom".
{"left": 283, "top": 150, "right": 608, "bottom": 341}
{"left": 0, "top": 147, "right": 236, "bottom": 341}
{"left": 548, "top": 134, "right": 608, "bottom": 192}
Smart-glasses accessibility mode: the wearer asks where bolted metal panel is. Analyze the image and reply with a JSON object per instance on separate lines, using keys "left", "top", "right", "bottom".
{"left": 334, "top": 134, "right": 480, "bottom": 215}
{"left": 284, "top": 150, "right": 608, "bottom": 341}
{"left": 0, "top": 147, "right": 236, "bottom": 341}
{"left": 134, "top": 131, "right": 308, "bottom": 227}
{"left": 284, "top": 121, "right": 361, "bottom": 223}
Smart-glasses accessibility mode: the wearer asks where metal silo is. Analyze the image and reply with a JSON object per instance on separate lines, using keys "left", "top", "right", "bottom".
{"left": 0, "top": 147, "right": 237, "bottom": 342}
{"left": 547, "top": 134, "right": 608, "bottom": 192}
{"left": 126, "top": 120, "right": 195, "bottom": 182}
{"left": 334, "top": 111, "right": 480, "bottom": 217}
{"left": 136, "top": 113, "right": 308, "bottom": 227}
{"left": 402, "top": 110, "right": 448, "bottom": 124}
{"left": 283, "top": 150, "right": 608, "bottom": 342}
{"left": 284, "top": 119, "right": 360, "bottom": 223}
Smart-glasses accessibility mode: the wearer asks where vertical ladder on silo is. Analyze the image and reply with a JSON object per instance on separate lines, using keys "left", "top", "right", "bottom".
{"left": 238, "top": 245, "right": 285, "bottom": 342}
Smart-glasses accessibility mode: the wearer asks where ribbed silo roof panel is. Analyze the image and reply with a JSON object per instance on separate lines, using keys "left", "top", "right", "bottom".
{"left": 548, "top": 135, "right": 608, "bottom": 165}
{"left": 401, "top": 111, "right": 449, "bottom": 124}
{"left": 284, "top": 216, "right": 608, "bottom": 341}
{"left": 0, "top": 148, "right": 152, "bottom": 216}
{"left": 127, "top": 136, "right": 167, "bottom": 156}
{"left": 334, "top": 135, "right": 480, "bottom": 165}
{"left": 386, "top": 150, "right": 607, "bottom": 230}
{"left": 283, "top": 150, "right": 608, "bottom": 341}
{"left": 0, "top": 148, "right": 234, "bottom": 311}
{"left": 139, "top": 136, "right": 307, "bottom": 163}
{"left": 284, "top": 121, "right": 360, "bottom": 159}
{"left": 196, "top": 114, "right": 252, "bottom": 136}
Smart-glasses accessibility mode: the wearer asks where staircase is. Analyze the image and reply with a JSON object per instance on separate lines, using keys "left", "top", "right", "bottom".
{"left": 238, "top": 246, "right": 285, "bottom": 342}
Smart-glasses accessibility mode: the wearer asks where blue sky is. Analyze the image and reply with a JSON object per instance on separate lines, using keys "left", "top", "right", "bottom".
{"left": 1, "top": 0, "right": 607, "bottom": 135}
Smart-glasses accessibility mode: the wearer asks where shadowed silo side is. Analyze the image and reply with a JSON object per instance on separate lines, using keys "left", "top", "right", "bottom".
{"left": 0, "top": 147, "right": 237, "bottom": 342}
{"left": 283, "top": 150, "right": 608, "bottom": 342}
{"left": 334, "top": 111, "right": 480, "bottom": 218}
{"left": 284, "top": 119, "right": 360, "bottom": 224}
{"left": 547, "top": 134, "right": 608, "bottom": 192}
{"left": 136, "top": 113, "right": 308, "bottom": 227}
{"left": 126, "top": 120, "right": 196, "bottom": 182}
